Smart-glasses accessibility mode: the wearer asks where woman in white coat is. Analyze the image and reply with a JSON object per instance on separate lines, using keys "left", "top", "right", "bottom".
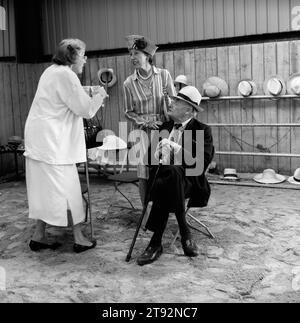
{"left": 24, "top": 39, "right": 107, "bottom": 253}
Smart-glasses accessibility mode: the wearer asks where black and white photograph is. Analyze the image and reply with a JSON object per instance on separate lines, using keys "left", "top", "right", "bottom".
{"left": 1, "top": 0, "right": 300, "bottom": 306}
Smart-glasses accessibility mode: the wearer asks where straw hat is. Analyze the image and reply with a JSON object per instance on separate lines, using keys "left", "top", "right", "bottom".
{"left": 126, "top": 35, "right": 158, "bottom": 57}
{"left": 170, "top": 85, "right": 203, "bottom": 112}
{"left": 237, "top": 80, "right": 257, "bottom": 97}
{"left": 287, "top": 73, "right": 300, "bottom": 95}
{"left": 223, "top": 168, "right": 239, "bottom": 180}
{"left": 288, "top": 168, "right": 300, "bottom": 185}
{"left": 174, "top": 75, "right": 188, "bottom": 86}
{"left": 203, "top": 76, "right": 229, "bottom": 98}
{"left": 98, "top": 68, "right": 117, "bottom": 88}
{"left": 263, "top": 76, "right": 286, "bottom": 96}
{"left": 253, "top": 169, "right": 286, "bottom": 184}
{"left": 98, "top": 135, "right": 127, "bottom": 151}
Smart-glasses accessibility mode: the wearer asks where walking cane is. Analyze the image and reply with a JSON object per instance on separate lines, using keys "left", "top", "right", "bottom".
{"left": 126, "top": 161, "right": 162, "bottom": 262}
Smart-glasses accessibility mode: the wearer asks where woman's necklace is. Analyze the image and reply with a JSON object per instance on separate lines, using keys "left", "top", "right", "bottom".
{"left": 137, "top": 68, "right": 154, "bottom": 97}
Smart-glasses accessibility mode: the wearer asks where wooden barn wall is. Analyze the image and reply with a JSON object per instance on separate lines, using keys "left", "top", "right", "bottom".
{"left": 0, "top": 0, "right": 16, "bottom": 57}
{"left": 41, "top": 0, "right": 299, "bottom": 55}
{"left": 1, "top": 39, "right": 300, "bottom": 176}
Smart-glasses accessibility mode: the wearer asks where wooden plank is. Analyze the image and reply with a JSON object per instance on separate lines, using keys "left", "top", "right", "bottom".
{"left": 203, "top": 0, "right": 214, "bottom": 39}
{"left": 278, "top": 0, "right": 291, "bottom": 32}
{"left": 147, "top": 0, "right": 158, "bottom": 42}
{"left": 252, "top": 43, "right": 265, "bottom": 173}
{"left": 17, "top": 64, "right": 28, "bottom": 133}
{"left": 256, "top": 0, "right": 267, "bottom": 34}
{"left": 173, "top": 0, "right": 185, "bottom": 42}
{"left": 224, "top": 0, "right": 234, "bottom": 38}
{"left": 0, "top": 64, "right": 5, "bottom": 145}
{"left": 217, "top": 46, "right": 230, "bottom": 170}
{"left": 183, "top": 0, "right": 195, "bottom": 42}
{"left": 116, "top": 55, "right": 127, "bottom": 123}
{"left": 213, "top": 0, "right": 224, "bottom": 38}
{"left": 155, "top": 51, "right": 163, "bottom": 69}
{"left": 228, "top": 45, "right": 242, "bottom": 172}
{"left": 245, "top": 0, "right": 256, "bottom": 35}
{"left": 195, "top": 48, "right": 207, "bottom": 122}
{"left": 193, "top": 0, "right": 204, "bottom": 40}
{"left": 163, "top": 51, "right": 175, "bottom": 81}
{"left": 234, "top": 0, "right": 245, "bottom": 36}
{"left": 184, "top": 49, "right": 195, "bottom": 86}
{"left": 277, "top": 41, "right": 291, "bottom": 174}
{"left": 240, "top": 44, "right": 254, "bottom": 172}
{"left": 174, "top": 50, "right": 185, "bottom": 79}
{"left": 205, "top": 47, "right": 219, "bottom": 166}
{"left": 267, "top": 0, "right": 279, "bottom": 33}
{"left": 263, "top": 42, "right": 278, "bottom": 171}
{"left": 290, "top": 40, "right": 300, "bottom": 172}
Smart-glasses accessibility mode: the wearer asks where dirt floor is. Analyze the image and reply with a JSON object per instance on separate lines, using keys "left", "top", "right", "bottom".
{"left": 1, "top": 173, "right": 300, "bottom": 303}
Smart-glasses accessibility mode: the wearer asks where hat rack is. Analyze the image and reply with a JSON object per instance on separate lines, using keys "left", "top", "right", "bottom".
{"left": 201, "top": 94, "right": 300, "bottom": 101}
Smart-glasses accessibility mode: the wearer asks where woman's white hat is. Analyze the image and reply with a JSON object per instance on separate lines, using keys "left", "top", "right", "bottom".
{"left": 263, "top": 76, "right": 286, "bottom": 96}
{"left": 170, "top": 85, "right": 204, "bottom": 112}
{"left": 287, "top": 73, "right": 300, "bottom": 95}
{"left": 98, "top": 68, "right": 117, "bottom": 88}
{"left": 203, "top": 76, "right": 229, "bottom": 98}
{"left": 237, "top": 80, "right": 257, "bottom": 97}
{"left": 223, "top": 168, "right": 239, "bottom": 180}
{"left": 174, "top": 75, "right": 188, "bottom": 85}
{"left": 98, "top": 135, "right": 127, "bottom": 151}
{"left": 288, "top": 168, "right": 300, "bottom": 185}
{"left": 253, "top": 169, "right": 286, "bottom": 184}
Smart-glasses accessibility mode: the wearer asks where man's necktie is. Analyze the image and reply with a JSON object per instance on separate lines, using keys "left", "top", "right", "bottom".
{"left": 174, "top": 123, "right": 182, "bottom": 130}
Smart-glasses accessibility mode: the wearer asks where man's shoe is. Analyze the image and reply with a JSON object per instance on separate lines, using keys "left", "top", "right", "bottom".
{"left": 181, "top": 239, "right": 198, "bottom": 257}
{"left": 29, "top": 240, "right": 61, "bottom": 252}
{"left": 73, "top": 239, "right": 97, "bottom": 253}
{"left": 137, "top": 245, "right": 163, "bottom": 266}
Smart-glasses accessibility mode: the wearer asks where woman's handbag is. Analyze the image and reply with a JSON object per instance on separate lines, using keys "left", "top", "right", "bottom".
{"left": 83, "top": 115, "right": 102, "bottom": 149}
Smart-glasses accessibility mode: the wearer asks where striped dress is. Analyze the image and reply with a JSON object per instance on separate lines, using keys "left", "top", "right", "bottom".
{"left": 123, "top": 66, "right": 176, "bottom": 178}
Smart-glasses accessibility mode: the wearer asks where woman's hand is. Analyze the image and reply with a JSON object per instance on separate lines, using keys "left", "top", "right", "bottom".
{"left": 145, "top": 120, "right": 162, "bottom": 129}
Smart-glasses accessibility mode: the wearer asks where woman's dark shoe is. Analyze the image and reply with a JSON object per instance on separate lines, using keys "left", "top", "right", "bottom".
{"left": 29, "top": 240, "right": 61, "bottom": 252}
{"left": 137, "top": 244, "right": 163, "bottom": 266}
{"left": 73, "top": 239, "right": 97, "bottom": 253}
{"left": 181, "top": 239, "right": 198, "bottom": 257}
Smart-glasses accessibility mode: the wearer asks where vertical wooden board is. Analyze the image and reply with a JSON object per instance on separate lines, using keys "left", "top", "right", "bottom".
{"left": 184, "top": 49, "right": 195, "bottom": 86}
{"left": 240, "top": 44, "right": 254, "bottom": 172}
{"left": 245, "top": 0, "right": 256, "bottom": 35}
{"left": 9, "top": 63, "right": 22, "bottom": 137}
{"left": 224, "top": 0, "right": 234, "bottom": 37}
{"left": 277, "top": 41, "right": 291, "bottom": 174}
{"left": 264, "top": 42, "right": 278, "bottom": 171}
{"left": 203, "top": 0, "right": 214, "bottom": 39}
{"left": 195, "top": 48, "right": 207, "bottom": 122}
{"left": 267, "top": 0, "right": 279, "bottom": 33}
{"left": 155, "top": 51, "right": 163, "bottom": 69}
{"left": 116, "top": 55, "right": 127, "bottom": 123}
{"left": 17, "top": 64, "right": 28, "bottom": 133}
{"left": 213, "top": 0, "right": 224, "bottom": 39}
{"left": 252, "top": 43, "right": 265, "bottom": 172}
{"left": 2, "top": 64, "right": 14, "bottom": 137}
{"left": 228, "top": 45, "right": 242, "bottom": 172}
{"left": 217, "top": 46, "right": 230, "bottom": 170}
{"left": 174, "top": 50, "right": 185, "bottom": 78}
{"left": 234, "top": 0, "right": 245, "bottom": 36}
{"left": 278, "top": 0, "right": 291, "bottom": 32}
{"left": 163, "top": 51, "right": 175, "bottom": 81}
{"left": 165, "top": 0, "right": 176, "bottom": 43}
{"left": 0, "top": 64, "right": 5, "bottom": 145}
{"left": 205, "top": 47, "right": 219, "bottom": 166}
{"left": 256, "top": 0, "right": 267, "bottom": 34}
{"left": 24, "top": 64, "right": 36, "bottom": 114}
{"left": 89, "top": 58, "right": 100, "bottom": 86}
{"left": 290, "top": 40, "right": 300, "bottom": 172}
{"left": 193, "top": 0, "right": 204, "bottom": 40}
{"left": 106, "top": 56, "right": 119, "bottom": 135}
{"left": 183, "top": 0, "right": 195, "bottom": 42}
{"left": 83, "top": 58, "right": 91, "bottom": 86}
{"left": 173, "top": 0, "right": 185, "bottom": 42}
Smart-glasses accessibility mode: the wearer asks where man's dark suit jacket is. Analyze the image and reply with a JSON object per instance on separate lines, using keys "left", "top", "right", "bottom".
{"left": 146, "top": 117, "right": 214, "bottom": 209}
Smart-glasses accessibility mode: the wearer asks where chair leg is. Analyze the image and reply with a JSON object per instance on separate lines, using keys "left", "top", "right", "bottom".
{"left": 82, "top": 193, "right": 89, "bottom": 223}
{"left": 186, "top": 212, "right": 215, "bottom": 239}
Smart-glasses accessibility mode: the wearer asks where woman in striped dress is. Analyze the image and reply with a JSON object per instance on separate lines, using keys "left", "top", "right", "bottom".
{"left": 123, "top": 35, "right": 176, "bottom": 205}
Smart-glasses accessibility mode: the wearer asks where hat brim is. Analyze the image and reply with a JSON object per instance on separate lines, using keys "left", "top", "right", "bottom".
{"left": 253, "top": 173, "right": 286, "bottom": 184}
{"left": 203, "top": 77, "right": 229, "bottom": 97}
{"left": 238, "top": 80, "right": 258, "bottom": 97}
{"left": 288, "top": 176, "right": 300, "bottom": 185}
{"left": 263, "top": 76, "right": 287, "bottom": 96}
{"left": 223, "top": 176, "right": 239, "bottom": 180}
{"left": 170, "top": 95, "right": 204, "bottom": 112}
{"left": 287, "top": 73, "right": 300, "bottom": 95}
{"left": 97, "top": 68, "right": 117, "bottom": 88}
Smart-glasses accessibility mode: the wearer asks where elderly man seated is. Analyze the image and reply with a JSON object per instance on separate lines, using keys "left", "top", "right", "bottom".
{"left": 137, "top": 85, "right": 214, "bottom": 266}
